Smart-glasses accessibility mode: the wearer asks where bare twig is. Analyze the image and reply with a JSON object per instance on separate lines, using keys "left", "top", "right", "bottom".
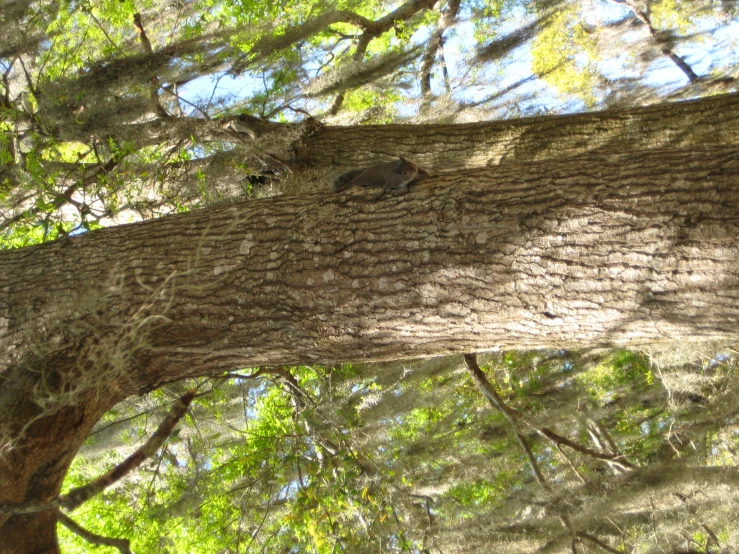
{"left": 89, "top": 408, "right": 151, "bottom": 437}
{"left": 462, "top": 353, "right": 634, "bottom": 484}
{"left": 537, "top": 427, "right": 633, "bottom": 471}
{"left": 82, "top": 4, "right": 121, "bottom": 53}
{"left": 701, "top": 522, "right": 721, "bottom": 550}
{"left": 0, "top": 158, "right": 120, "bottom": 233}
{"left": 553, "top": 442, "right": 587, "bottom": 483}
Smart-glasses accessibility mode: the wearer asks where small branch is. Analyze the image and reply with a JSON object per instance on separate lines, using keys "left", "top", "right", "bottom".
{"left": 576, "top": 532, "right": 623, "bottom": 554}
{"left": 439, "top": 40, "right": 451, "bottom": 94}
{"left": 419, "top": 0, "right": 461, "bottom": 98}
{"left": 328, "top": 35, "right": 371, "bottom": 115}
{"left": 265, "top": 366, "right": 315, "bottom": 408}
{"left": 133, "top": 12, "right": 154, "bottom": 54}
{"left": 461, "top": 354, "right": 523, "bottom": 420}
{"left": 0, "top": 156, "right": 119, "bottom": 234}
{"left": 462, "top": 354, "right": 633, "bottom": 477}
{"left": 610, "top": 0, "right": 700, "bottom": 83}
{"left": 60, "top": 388, "right": 197, "bottom": 511}
{"left": 18, "top": 56, "right": 38, "bottom": 95}
{"left": 463, "top": 354, "right": 551, "bottom": 491}
{"left": 457, "top": 73, "right": 539, "bottom": 111}
{"left": 249, "top": 10, "right": 379, "bottom": 61}
{"left": 659, "top": 48, "right": 700, "bottom": 83}
{"left": 701, "top": 522, "right": 720, "bottom": 549}
{"left": 537, "top": 428, "right": 633, "bottom": 471}
{"left": 82, "top": 4, "right": 122, "bottom": 53}
{"left": 89, "top": 408, "right": 151, "bottom": 437}
{"left": 57, "top": 510, "right": 132, "bottom": 554}
{"left": 161, "top": 85, "right": 210, "bottom": 119}
{"left": 264, "top": 366, "right": 339, "bottom": 458}
{"left": 133, "top": 13, "right": 169, "bottom": 119}
{"left": 1, "top": 61, "right": 14, "bottom": 110}
{"left": 553, "top": 442, "right": 587, "bottom": 483}
{"left": 328, "top": 0, "right": 436, "bottom": 114}
{"left": 376, "top": 0, "right": 437, "bottom": 29}
{"left": 513, "top": 428, "right": 551, "bottom": 491}
{"left": 589, "top": 419, "right": 621, "bottom": 455}
{"left": 587, "top": 418, "right": 629, "bottom": 474}
{"left": 226, "top": 368, "right": 265, "bottom": 380}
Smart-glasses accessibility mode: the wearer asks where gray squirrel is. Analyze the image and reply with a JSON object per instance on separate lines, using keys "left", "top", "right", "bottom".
{"left": 332, "top": 157, "right": 429, "bottom": 200}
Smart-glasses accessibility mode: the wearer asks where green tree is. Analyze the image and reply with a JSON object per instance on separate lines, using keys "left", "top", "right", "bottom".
{"left": 1, "top": 0, "right": 738, "bottom": 552}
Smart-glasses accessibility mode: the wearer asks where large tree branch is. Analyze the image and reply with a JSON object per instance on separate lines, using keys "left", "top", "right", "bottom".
{"left": 2, "top": 144, "right": 739, "bottom": 547}
{"left": 42, "top": 92, "right": 739, "bottom": 171}
{"left": 3, "top": 146, "right": 739, "bottom": 378}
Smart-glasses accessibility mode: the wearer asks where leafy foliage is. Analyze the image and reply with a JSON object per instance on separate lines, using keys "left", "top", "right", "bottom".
{"left": 59, "top": 348, "right": 739, "bottom": 553}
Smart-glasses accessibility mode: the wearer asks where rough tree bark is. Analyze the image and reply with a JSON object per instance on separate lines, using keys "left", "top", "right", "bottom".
{"left": 296, "top": 93, "right": 739, "bottom": 171}
{"left": 2, "top": 145, "right": 739, "bottom": 549}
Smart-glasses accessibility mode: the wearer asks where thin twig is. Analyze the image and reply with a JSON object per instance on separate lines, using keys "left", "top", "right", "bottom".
{"left": 553, "top": 442, "right": 587, "bottom": 483}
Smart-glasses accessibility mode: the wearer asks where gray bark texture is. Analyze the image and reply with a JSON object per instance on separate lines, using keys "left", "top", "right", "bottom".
{"left": 1, "top": 102, "right": 739, "bottom": 551}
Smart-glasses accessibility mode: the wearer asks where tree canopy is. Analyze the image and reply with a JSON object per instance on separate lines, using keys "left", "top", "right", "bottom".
{"left": 1, "top": 0, "right": 739, "bottom": 553}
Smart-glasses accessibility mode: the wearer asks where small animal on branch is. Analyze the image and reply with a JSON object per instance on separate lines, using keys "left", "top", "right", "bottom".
{"left": 332, "top": 157, "right": 429, "bottom": 200}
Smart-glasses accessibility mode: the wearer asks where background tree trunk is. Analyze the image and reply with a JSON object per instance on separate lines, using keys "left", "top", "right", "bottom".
{"left": 295, "top": 93, "right": 739, "bottom": 171}
{"left": 2, "top": 144, "right": 739, "bottom": 550}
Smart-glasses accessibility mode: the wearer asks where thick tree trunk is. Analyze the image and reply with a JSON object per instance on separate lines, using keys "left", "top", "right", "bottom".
{"left": 2, "top": 144, "right": 739, "bottom": 549}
